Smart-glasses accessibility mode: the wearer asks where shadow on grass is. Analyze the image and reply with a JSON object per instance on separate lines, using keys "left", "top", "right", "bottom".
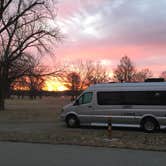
{"left": 65, "top": 125, "right": 166, "bottom": 133}
{"left": 80, "top": 125, "right": 141, "bottom": 132}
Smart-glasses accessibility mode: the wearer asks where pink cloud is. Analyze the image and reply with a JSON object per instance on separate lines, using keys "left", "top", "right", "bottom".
{"left": 53, "top": 0, "right": 166, "bottom": 76}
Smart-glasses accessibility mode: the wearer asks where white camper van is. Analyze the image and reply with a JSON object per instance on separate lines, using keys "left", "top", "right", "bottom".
{"left": 60, "top": 82, "right": 166, "bottom": 132}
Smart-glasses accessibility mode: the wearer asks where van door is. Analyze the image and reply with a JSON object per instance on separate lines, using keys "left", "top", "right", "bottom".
{"left": 94, "top": 105, "right": 127, "bottom": 124}
{"left": 74, "top": 92, "right": 96, "bottom": 124}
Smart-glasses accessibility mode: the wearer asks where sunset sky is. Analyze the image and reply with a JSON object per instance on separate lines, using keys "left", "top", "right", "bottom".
{"left": 53, "top": 0, "right": 166, "bottom": 76}
{"left": 43, "top": 0, "right": 166, "bottom": 91}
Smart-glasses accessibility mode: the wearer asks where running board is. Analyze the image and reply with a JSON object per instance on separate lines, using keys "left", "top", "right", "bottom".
{"left": 90, "top": 123, "right": 140, "bottom": 128}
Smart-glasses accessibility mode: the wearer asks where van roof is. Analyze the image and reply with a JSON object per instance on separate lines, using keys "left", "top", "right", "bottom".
{"left": 87, "top": 82, "right": 166, "bottom": 91}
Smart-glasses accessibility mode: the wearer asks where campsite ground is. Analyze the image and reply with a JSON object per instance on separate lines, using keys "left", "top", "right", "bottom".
{"left": 0, "top": 96, "right": 166, "bottom": 151}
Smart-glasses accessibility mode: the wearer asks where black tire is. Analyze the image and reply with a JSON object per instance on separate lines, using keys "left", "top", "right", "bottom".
{"left": 141, "top": 118, "right": 158, "bottom": 132}
{"left": 66, "top": 115, "right": 79, "bottom": 128}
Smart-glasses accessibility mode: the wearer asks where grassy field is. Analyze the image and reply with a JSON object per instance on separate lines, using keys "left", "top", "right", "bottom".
{"left": 0, "top": 97, "right": 166, "bottom": 151}
{"left": 2, "top": 96, "right": 70, "bottom": 122}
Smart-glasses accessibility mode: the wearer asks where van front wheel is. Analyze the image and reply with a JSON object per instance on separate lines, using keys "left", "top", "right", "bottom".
{"left": 66, "top": 115, "right": 79, "bottom": 128}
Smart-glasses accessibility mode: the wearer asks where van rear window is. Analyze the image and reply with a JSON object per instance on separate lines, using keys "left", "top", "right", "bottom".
{"left": 97, "top": 91, "right": 166, "bottom": 105}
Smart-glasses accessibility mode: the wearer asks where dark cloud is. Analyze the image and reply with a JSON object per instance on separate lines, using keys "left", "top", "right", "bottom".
{"left": 58, "top": 0, "right": 166, "bottom": 45}
{"left": 56, "top": 0, "right": 166, "bottom": 75}
{"left": 98, "top": 0, "right": 166, "bottom": 45}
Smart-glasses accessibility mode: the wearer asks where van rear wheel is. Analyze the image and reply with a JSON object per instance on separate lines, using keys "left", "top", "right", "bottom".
{"left": 66, "top": 115, "right": 79, "bottom": 128}
{"left": 142, "top": 118, "right": 158, "bottom": 132}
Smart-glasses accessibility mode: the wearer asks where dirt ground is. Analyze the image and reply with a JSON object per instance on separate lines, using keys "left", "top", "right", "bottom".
{"left": 0, "top": 97, "right": 166, "bottom": 151}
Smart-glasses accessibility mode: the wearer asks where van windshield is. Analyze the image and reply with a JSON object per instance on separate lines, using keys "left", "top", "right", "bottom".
{"left": 78, "top": 92, "right": 93, "bottom": 105}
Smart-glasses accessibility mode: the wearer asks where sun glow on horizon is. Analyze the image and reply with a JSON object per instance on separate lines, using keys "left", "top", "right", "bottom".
{"left": 44, "top": 79, "right": 67, "bottom": 92}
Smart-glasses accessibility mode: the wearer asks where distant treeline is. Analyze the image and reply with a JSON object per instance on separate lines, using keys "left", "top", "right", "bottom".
{"left": 10, "top": 90, "right": 83, "bottom": 99}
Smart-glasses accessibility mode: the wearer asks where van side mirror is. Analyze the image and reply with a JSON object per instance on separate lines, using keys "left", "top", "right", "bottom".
{"left": 74, "top": 99, "right": 79, "bottom": 106}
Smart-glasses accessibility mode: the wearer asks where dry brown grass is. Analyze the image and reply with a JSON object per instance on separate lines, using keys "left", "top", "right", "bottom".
{"left": 1, "top": 96, "right": 70, "bottom": 122}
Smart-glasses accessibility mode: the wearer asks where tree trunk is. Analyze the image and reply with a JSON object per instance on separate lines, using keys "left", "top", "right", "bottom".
{"left": 0, "top": 72, "right": 6, "bottom": 111}
{"left": 0, "top": 86, "right": 5, "bottom": 111}
{"left": 0, "top": 98, "right": 5, "bottom": 111}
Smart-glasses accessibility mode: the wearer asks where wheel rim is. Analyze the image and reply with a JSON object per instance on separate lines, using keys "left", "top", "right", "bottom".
{"left": 144, "top": 121, "right": 155, "bottom": 131}
{"left": 68, "top": 118, "right": 76, "bottom": 127}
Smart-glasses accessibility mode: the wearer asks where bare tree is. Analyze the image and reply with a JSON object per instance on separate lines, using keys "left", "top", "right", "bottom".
{"left": 113, "top": 56, "right": 136, "bottom": 82}
{"left": 11, "top": 55, "right": 64, "bottom": 99}
{"left": 160, "top": 71, "right": 166, "bottom": 81}
{"left": 0, "top": 0, "right": 14, "bottom": 23}
{"left": 133, "top": 68, "right": 153, "bottom": 82}
{"left": 64, "top": 72, "right": 81, "bottom": 101}
{"left": 62, "top": 61, "right": 110, "bottom": 100}
{"left": 0, "top": 0, "right": 61, "bottom": 110}
{"left": 14, "top": 58, "right": 46, "bottom": 99}
{"left": 85, "top": 62, "right": 109, "bottom": 85}
{"left": 70, "top": 61, "right": 110, "bottom": 89}
{"left": 5, "top": 53, "right": 36, "bottom": 96}
{"left": 27, "top": 76, "right": 45, "bottom": 99}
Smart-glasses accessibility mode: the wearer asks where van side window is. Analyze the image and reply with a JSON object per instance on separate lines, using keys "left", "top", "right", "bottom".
{"left": 97, "top": 92, "right": 124, "bottom": 105}
{"left": 78, "top": 92, "right": 93, "bottom": 105}
{"left": 97, "top": 91, "right": 166, "bottom": 105}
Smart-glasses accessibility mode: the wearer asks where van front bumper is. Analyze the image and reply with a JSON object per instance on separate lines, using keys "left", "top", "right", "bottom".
{"left": 60, "top": 113, "right": 66, "bottom": 121}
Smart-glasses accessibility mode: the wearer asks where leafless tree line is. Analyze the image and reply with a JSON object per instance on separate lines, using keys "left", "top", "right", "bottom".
{"left": 10, "top": 56, "right": 165, "bottom": 102}
{"left": 62, "top": 61, "right": 110, "bottom": 100}
{"left": 63, "top": 56, "right": 166, "bottom": 100}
